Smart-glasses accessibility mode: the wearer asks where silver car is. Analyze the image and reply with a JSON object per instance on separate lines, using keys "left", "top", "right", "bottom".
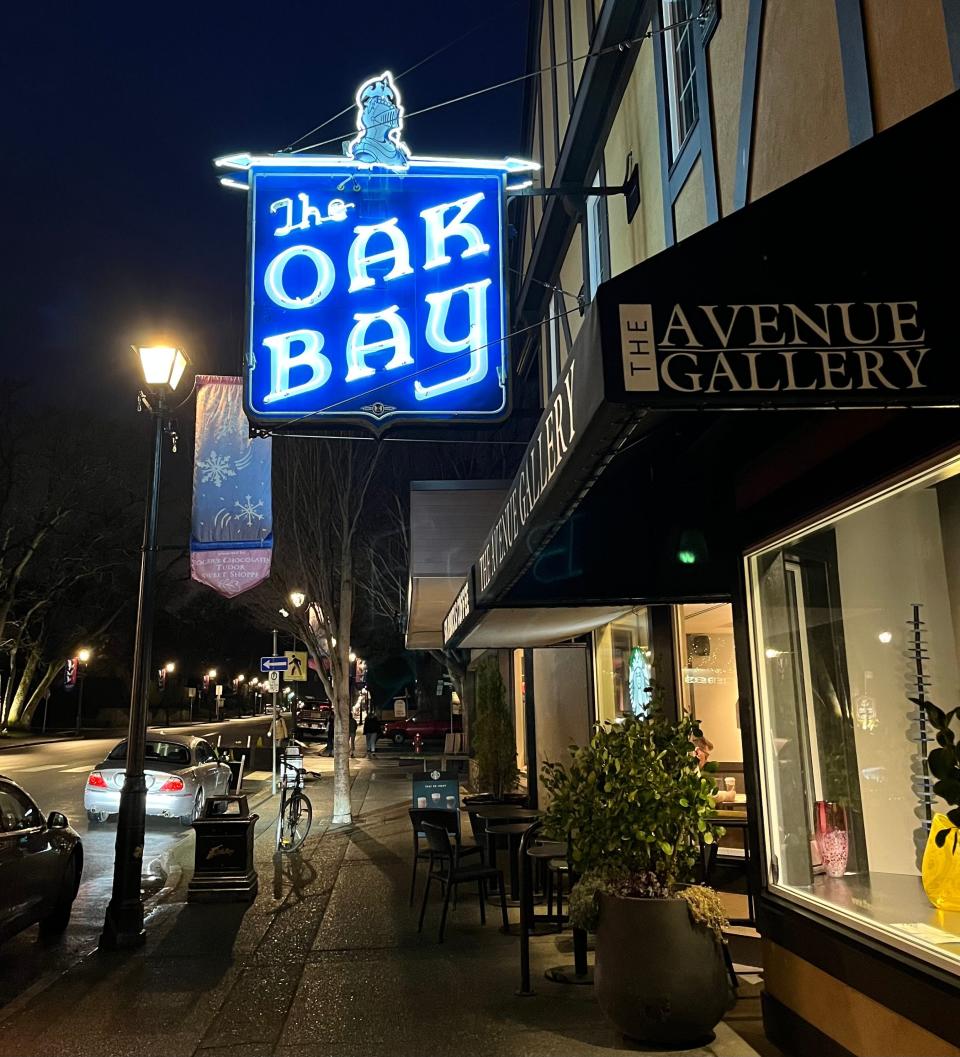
{"left": 84, "top": 732, "right": 232, "bottom": 827}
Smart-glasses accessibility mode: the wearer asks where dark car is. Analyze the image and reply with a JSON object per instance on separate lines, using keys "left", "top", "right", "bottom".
{"left": 0, "top": 775, "right": 83, "bottom": 943}
{"left": 295, "top": 704, "right": 332, "bottom": 740}
{"left": 381, "top": 714, "right": 462, "bottom": 746}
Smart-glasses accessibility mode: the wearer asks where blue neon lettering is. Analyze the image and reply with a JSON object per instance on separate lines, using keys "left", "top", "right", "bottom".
{"left": 264, "top": 245, "right": 336, "bottom": 309}
{"left": 271, "top": 194, "right": 355, "bottom": 237}
{"left": 263, "top": 329, "right": 333, "bottom": 403}
{"left": 420, "top": 193, "right": 490, "bottom": 271}
{"left": 415, "top": 279, "right": 492, "bottom": 400}
{"left": 345, "top": 306, "right": 413, "bottom": 382}
{"left": 347, "top": 218, "right": 414, "bottom": 292}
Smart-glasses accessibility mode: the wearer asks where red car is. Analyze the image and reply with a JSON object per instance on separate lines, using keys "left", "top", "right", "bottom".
{"left": 381, "top": 714, "right": 462, "bottom": 746}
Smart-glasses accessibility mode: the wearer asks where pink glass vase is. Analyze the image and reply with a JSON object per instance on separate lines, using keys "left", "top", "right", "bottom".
{"left": 814, "top": 801, "right": 848, "bottom": 878}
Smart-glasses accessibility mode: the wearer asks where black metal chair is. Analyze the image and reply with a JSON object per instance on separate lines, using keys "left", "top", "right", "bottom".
{"left": 417, "top": 821, "right": 508, "bottom": 942}
{"left": 408, "top": 808, "right": 480, "bottom": 906}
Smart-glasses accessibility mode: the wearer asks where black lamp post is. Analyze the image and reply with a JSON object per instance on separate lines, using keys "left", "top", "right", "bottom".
{"left": 74, "top": 647, "right": 91, "bottom": 736}
{"left": 101, "top": 345, "right": 187, "bottom": 950}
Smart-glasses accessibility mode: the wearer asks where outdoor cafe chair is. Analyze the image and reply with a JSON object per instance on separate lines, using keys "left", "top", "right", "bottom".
{"left": 408, "top": 808, "right": 481, "bottom": 906}
{"left": 417, "top": 822, "right": 508, "bottom": 942}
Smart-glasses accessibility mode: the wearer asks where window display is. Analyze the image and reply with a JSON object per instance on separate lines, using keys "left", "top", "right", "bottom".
{"left": 594, "top": 608, "right": 653, "bottom": 724}
{"left": 747, "top": 455, "right": 960, "bottom": 971}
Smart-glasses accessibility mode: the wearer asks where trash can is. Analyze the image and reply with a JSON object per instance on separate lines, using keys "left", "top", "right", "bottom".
{"left": 187, "top": 794, "right": 258, "bottom": 903}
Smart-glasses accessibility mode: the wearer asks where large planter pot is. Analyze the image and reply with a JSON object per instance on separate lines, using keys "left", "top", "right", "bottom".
{"left": 595, "top": 892, "right": 735, "bottom": 1046}
{"left": 922, "top": 813, "right": 960, "bottom": 911}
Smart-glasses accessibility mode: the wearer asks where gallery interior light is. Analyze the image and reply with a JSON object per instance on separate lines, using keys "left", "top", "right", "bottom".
{"left": 878, "top": 631, "right": 893, "bottom": 644}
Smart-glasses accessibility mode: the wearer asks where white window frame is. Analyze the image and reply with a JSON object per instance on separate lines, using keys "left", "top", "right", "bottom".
{"left": 662, "top": 0, "right": 699, "bottom": 161}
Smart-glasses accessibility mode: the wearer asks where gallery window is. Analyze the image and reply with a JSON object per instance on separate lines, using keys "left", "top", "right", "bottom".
{"left": 747, "top": 454, "right": 960, "bottom": 973}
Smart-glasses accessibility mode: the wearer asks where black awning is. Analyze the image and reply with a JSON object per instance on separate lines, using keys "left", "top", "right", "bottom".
{"left": 443, "top": 91, "right": 960, "bottom": 649}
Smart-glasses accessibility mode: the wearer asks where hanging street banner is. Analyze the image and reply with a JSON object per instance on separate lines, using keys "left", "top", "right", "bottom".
{"left": 191, "top": 376, "right": 273, "bottom": 597}
{"left": 215, "top": 71, "right": 537, "bottom": 432}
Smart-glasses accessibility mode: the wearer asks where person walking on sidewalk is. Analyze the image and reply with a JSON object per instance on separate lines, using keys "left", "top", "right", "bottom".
{"left": 363, "top": 710, "right": 381, "bottom": 756}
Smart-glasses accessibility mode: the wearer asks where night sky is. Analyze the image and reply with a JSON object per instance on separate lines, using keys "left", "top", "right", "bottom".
{"left": 3, "top": 0, "right": 531, "bottom": 409}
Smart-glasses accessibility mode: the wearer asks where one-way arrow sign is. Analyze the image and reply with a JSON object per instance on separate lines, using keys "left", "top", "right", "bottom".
{"left": 261, "top": 656, "right": 289, "bottom": 672}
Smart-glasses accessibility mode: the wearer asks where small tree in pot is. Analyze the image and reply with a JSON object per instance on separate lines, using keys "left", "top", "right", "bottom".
{"left": 541, "top": 711, "right": 735, "bottom": 1046}
{"left": 471, "top": 657, "right": 519, "bottom": 800}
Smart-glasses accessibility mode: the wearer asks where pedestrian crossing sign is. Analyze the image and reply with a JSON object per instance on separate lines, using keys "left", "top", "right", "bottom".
{"left": 284, "top": 651, "right": 308, "bottom": 682}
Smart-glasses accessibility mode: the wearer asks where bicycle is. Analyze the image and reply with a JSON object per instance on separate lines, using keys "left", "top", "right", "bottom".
{"left": 276, "top": 747, "right": 316, "bottom": 852}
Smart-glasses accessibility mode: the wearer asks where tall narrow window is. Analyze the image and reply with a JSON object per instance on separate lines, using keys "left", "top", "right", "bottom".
{"left": 662, "top": 0, "right": 699, "bottom": 160}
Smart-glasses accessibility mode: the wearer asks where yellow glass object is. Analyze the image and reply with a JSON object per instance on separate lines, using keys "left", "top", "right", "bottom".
{"left": 922, "top": 813, "right": 960, "bottom": 912}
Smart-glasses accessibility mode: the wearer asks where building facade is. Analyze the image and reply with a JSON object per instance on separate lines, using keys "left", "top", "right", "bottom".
{"left": 430, "top": 3, "right": 960, "bottom": 1055}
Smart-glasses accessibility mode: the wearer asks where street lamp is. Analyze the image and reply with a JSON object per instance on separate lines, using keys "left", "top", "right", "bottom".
{"left": 101, "top": 343, "right": 188, "bottom": 951}
{"left": 164, "top": 661, "right": 176, "bottom": 674}
{"left": 75, "top": 648, "right": 92, "bottom": 736}
{"left": 290, "top": 591, "right": 306, "bottom": 609}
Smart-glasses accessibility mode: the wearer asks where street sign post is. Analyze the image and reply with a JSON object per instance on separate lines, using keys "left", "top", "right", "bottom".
{"left": 261, "top": 656, "right": 289, "bottom": 672}
{"left": 267, "top": 670, "right": 280, "bottom": 693}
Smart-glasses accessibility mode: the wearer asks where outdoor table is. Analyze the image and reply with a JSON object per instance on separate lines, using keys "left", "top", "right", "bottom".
{"left": 473, "top": 806, "right": 540, "bottom": 901}
{"left": 486, "top": 821, "right": 539, "bottom": 903}
{"left": 516, "top": 827, "right": 591, "bottom": 995}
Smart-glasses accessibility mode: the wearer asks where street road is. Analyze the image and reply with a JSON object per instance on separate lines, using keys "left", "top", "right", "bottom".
{"left": 0, "top": 715, "right": 283, "bottom": 1012}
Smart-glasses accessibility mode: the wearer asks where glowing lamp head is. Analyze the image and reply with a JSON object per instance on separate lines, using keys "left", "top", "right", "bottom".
{"left": 677, "top": 549, "right": 697, "bottom": 565}
{"left": 878, "top": 631, "right": 893, "bottom": 644}
{"left": 237, "top": 673, "right": 245, "bottom": 682}
{"left": 137, "top": 345, "right": 188, "bottom": 391}
{"left": 78, "top": 648, "right": 91, "bottom": 663}
{"left": 765, "top": 648, "right": 783, "bottom": 660}
{"left": 290, "top": 591, "right": 306, "bottom": 609}
{"left": 349, "top": 651, "right": 356, "bottom": 663}
{"left": 208, "top": 668, "right": 217, "bottom": 679}
{"left": 165, "top": 661, "right": 176, "bottom": 673}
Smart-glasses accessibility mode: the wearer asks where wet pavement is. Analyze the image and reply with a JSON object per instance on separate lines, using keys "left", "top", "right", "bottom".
{"left": 0, "top": 754, "right": 766, "bottom": 1057}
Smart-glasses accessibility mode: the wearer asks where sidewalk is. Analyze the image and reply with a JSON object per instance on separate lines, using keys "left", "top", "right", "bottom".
{"left": 0, "top": 756, "right": 768, "bottom": 1057}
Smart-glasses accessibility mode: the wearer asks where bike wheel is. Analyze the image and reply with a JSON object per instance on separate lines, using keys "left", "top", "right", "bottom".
{"left": 278, "top": 792, "right": 312, "bottom": 852}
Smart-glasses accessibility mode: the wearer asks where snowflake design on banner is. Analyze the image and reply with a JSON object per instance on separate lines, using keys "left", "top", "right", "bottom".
{"left": 234, "top": 495, "right": 265, "bottom": 527}
{"left": 198, "top": 450, "right": 236, "bottom": 487}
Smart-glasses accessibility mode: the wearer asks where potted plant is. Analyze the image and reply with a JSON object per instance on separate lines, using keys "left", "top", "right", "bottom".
{"left": 917, "top": 700, "right": 960, "bottom": 910}
{"left": 468, "top": 657, "right": 520, "bottom": 802}
{"left": 541, "top": 711, "right": 735, "bottom": 1046}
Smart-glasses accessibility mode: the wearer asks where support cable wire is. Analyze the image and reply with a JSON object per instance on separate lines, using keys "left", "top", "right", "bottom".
{"left": 288, "top": 4, "right": 713, "bottom": 156}
{"left": 253, "top": 303, "right": 582, "bottom": 437}
{"left": 278, "top": 0, "right": 526, "bottom": 154}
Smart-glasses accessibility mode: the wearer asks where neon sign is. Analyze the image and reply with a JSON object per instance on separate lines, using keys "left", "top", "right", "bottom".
{"left": 216, "top": 71, "right": 538, "bottom": 430}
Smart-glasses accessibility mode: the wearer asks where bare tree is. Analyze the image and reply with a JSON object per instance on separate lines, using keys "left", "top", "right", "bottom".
{"left": 256, "top": 436, "right": 382, "bottom": 825}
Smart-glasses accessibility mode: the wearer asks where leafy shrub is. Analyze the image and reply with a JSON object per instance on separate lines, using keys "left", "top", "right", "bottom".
{"left": 541, "top": 712, "right": 726, "bottom": 934}
{"left": 473, "top": 657, "right": 519, "bottom": 799}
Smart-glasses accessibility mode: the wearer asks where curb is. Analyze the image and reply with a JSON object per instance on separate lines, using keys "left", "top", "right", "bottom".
{"left": 0, "top": 736, "right": 80, "bottom": 752}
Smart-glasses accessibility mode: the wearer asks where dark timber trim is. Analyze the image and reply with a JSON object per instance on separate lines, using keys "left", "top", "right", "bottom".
{"left": 516, "top": 0, "right": 651, "bottom": 373}
{"left": 834, "top": 0, "right": 874, "bottom": 146}
{"left": 523, "top": 648, "right": 538, "bottom": 808}
{"left": 547, "top": 0, "right": 561, "bottom": 163}
{"left": 944, "top": 0, "right": 960, "bottom": 89}
{"left": 694, "top": 10, "right": 720, "bottom": 223}
{"left": 734, "top": 0, "right": 764, "bottom": 210}
{"left": 652, "top": 2, "right": 678, "bottom": 246}
{"left": 564, "top": 0, "right": 576, "bottom": 112}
